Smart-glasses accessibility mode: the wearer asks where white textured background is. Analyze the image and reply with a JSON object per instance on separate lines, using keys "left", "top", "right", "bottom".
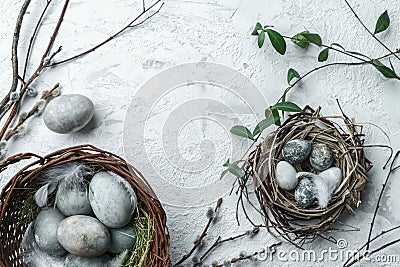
{"left": 1, "top": 0, "right": 400, "bottom": 266}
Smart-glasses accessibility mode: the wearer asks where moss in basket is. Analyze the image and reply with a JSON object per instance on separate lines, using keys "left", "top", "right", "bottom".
{"left": 18, "top": 190, "right": 41, "bottom": 226}
{"left": 123, "top": 206, "right": 154, "bottom": 267}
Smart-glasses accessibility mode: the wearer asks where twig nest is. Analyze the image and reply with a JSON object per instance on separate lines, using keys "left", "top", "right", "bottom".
{"left": 276, "top": 161, "right": 298, "bottom": 190}
{"left": 309, "top": 143, "right": 334, "bottom": 171}
{"left": 56, "top": 185, "right": 93, "bottom": 216}
{"left": 34, "top": 208, "right": 66, "bottom": 256}
{"left": 44, "top": 94, "right": 94, "bottom": 134}
{"left": 89, "top": 171, "right": 137, "bottom": 228}
{"left": 250, "top": 106, "right": 371, "bottom": 245}
{"left": 57, "top": 215, "right": 111, "bottom": 258}
{"left": 64, "top": 253, "right": 112, "bottom": 267}
{"left": 282, "top": 139, "right": 311, "bottom": 164}
{"left": 108, "top": 226, "right": 137, "bottom": 254}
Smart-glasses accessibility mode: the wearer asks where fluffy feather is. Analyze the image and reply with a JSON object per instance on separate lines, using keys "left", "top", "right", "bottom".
{"left": 20, "top": 223, "right": 65, "bottom": 267}
{"left": 108, "top": 250, "right": 129, "bottom": 267}
{"left": 34, "top": 162, "right": 93, "bottom": 207}
{"left": 296, "top": 172, "right": 332, "bottom": 209}
{"left": 110, "top": 173, "right": 137, "bottom": 214}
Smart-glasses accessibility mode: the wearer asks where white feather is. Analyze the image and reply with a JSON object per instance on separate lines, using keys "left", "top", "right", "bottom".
{"left": 296, "top": 172, "right": 333, "bottom": 209}
{"left": 108, "top": 250, "right": 129, "bottom": 267}
{"left": 110, "top": 173, "right": 137, "bottom": 214}
{"left": 20, "top": 223, "right": 65, "bottom": 267}
{"left": 34, "top": 162, "right": 93, "bottom": 207}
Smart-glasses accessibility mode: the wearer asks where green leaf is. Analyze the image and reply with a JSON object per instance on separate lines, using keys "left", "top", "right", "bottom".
{"left": 258, "top": 31, "right": 265, "bottom": 48}
{"left": 227, "top": 163, "right": 244, "bottom": 178}
{"left": 252, "top": 22, "right": 262, "bottom": 35}
{"left": 230, "top": 125, "right": 254, "bottom": 139}
{"left": 331, "top": 43, "right": 345, "bottom": 50}
{"left": 220, "top": 169, "right": 229, "bottom": 179}
{"left": 287, "top": 68, "right": 301, "bottom": 84}
{"left": 223, "top": 158, "right": 230, "bottom": 167}
{"left": 291, "top": 31, "right": 309, "bottom": 48}
{"left": 372, "top": 59, "right": 399, "bottom": 79}
{"left": 302, "top": 33, "right": 322, "bottom": 46}
{"left": 265, "top": 29, "right": 286, "bottom": 55}
{"left": 318, "top": 48, "right": 329, "bottom": 62}
{"left": 265, "top": 108, "right": 281, "bottom": 126}
{"left": 253, "top": 117, "right": 275, "bottom": 136}
{"left": 374, "top": 10, "right": 390, "bottom": 34}
{"left": 272, "top": 102, "right": 302, "bottom": 112}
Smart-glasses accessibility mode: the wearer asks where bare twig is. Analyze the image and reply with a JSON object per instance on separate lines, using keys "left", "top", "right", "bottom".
{"left": 173, "top": 198, "right": 223, "bottom": 266}
{"left": 22, "top": 0, "right": 53, "bottom": 80}
{"left": 0, "top": 0, "right": 31, "bottom": 115}
{"left": 50, "top": 0, "right": 164, "bottom": 66}
{"left": 365, "top": 151, "right": 400, "bottom": 250}
{"left": 198, "top": 227, "right": 260, "bottom": 263}
{"left": 343, "top": 0, "right": 400, "bottom": 61}
{"left": 0, "top": 47, "right": 62, "bottom": 139}
{"left": 5, "top": 83, "right": 60, "bottom": 141}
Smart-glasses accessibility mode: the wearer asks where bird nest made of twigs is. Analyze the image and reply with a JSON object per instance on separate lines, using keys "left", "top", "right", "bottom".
{"left": 248, "top": 106, "right": 372, "bottom": 246}
{"left": 0, "top": 145, "right": 170, "bottom": 267}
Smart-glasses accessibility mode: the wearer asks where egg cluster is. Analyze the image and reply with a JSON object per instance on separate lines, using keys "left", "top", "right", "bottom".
{"left": 276, "top": 139, "right": 342, "bottom": 209}
{"left": 32, "top": 171, "right": 138, "bottom": 266}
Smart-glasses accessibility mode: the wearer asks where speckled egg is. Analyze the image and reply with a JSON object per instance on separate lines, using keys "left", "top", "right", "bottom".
{"left": 108, "top": 225, "right": 136, "bottom": 254}
{"left": 64, "top": 253, "right": 112, "bottom": 267}
{"left": 282, "top": 139, "right": 311, "bottom": 164}
{"left": 56, "top": 185, "right": 93, "bottom": 216}
{"left": 57, "top": 215, "right": 111, "bottom": 258}
{"left": 89, "top": 171, "right": 137, "bottom": 228}
{"left": 309, "top": 144, "right": 334, "bottom": 171}
{"left": 34, "top": 208, "right": 66, "bottom": 255}
{"left": 275, "top": 161, "right": 298, "bottom": 190}
{"left": 43, "top": 94, "right": 94, "bottom": 134}
{"left": 294, "top": 178, "right": 316, "bottom": 208}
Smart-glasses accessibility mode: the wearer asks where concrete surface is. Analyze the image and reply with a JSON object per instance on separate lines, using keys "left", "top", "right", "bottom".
{"left": 1, "top": 0, "right": 400, "bottom": 266}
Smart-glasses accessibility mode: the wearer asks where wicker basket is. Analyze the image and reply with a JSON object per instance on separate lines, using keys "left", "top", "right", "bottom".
{"left": 0, "top": 145, "right": 170, "bottom": 267}
{"left": 249, "top": 106, "right": 372, "bottom": 246}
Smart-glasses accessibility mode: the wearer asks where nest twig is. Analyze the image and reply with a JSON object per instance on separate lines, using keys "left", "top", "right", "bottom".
{"left": 0, "top": 144, "right": 170, "bottom": 267}
{"left": 245, "top": 106, "right": 372, "bottom": 246}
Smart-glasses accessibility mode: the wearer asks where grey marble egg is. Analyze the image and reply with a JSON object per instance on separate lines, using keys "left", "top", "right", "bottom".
{"left": 294, "top": 178, "right": 316, "bottom": 208}
{"left": 57, "top": 215, "right": 111, "bottom": 258}
{"left": 282, "top": 139, "right": 311, "bottom": 164}
{"left": 64, "top": 253, "right": 112, "bottom": 267}
{"left": 43, "top": 94, "right": 94, "bottom": 134}
{"left": 108, "top": 225, "right": 136, "bottom": 254}
{"left": 56, "top": 185, "right": 93, "bottom": 216}
{"left": 309, "top": 144, "right": 334, "bottom": 171}
{"left": 89, "top": 171, "right": 137, "bottom": 228}
{"left": 275, "top": 161, "right": 298, "bottom": 190}
{"left": 34, "top": 208, "right": 66, "bottom": 255}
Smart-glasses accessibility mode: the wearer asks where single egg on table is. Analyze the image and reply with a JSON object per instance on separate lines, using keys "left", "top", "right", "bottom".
{"left": 43, "top": 94, "right": 94, "bottom": 134}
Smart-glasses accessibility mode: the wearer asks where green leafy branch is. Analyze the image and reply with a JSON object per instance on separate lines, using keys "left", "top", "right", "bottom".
{"left": 221, "top": 7, "right": 400, "bottom": 180}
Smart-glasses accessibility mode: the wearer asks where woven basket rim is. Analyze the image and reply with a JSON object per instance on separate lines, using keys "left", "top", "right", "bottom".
{"left": 0, "top": 144, "right": 170, "bottom": 267}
